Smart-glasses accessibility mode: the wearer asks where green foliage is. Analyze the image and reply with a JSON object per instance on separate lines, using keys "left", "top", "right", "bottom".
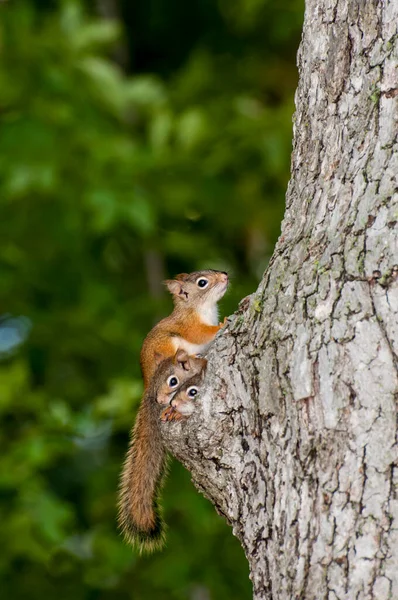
{"left": 0, "top": 0, "right": 303, "bottom": 597}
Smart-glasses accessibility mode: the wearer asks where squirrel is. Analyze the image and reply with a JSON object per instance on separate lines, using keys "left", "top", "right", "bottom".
{"left": 140, "top": 270, "right": 229, "bottom": 389}
{"left": 160, "top": 368, "right": 206, "bottom": 422}
{"left": 118, "top": 349, "right": 207, "bottom": 552}
{"left": 118, "top": 269, "right": 228, "bottom": 551}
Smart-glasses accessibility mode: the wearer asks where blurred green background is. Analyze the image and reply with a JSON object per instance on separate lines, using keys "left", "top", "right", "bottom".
{"left": 0, "top": 0, "right": 303, "bottom": 598}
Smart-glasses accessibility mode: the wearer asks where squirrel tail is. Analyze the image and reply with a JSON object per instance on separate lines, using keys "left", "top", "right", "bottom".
{"left": 118, "top": 391, "right": 168, "bottom": 552}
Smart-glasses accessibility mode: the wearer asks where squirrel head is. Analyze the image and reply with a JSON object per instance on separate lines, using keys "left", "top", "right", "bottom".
{"left": 155, "top": 349, "right": 207, "bottom": 405}
{"left": 164, "top": 270, "right": 229, "bottom": 309}
{"left": 170, "top": 369, "right": 206, "bottom": 417}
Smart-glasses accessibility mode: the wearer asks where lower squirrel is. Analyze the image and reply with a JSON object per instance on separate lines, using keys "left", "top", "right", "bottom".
{"left": 118, "top": 349, "right": 207, "bottom": 552}
{"left": 161, "top": 368, "right": 206, "bottom": 422}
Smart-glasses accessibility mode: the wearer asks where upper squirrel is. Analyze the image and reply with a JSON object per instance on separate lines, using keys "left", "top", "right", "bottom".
{"left": 118, "top": 349, "right": 207, "bottom": 552}
{"left": 140, "top": 269, "right": 229, "bottom": 389}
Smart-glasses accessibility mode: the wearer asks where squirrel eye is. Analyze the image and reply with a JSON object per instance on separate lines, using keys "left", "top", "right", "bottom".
{"left": 197, "top": 278, "right": 208, "bottom": 288}
{"left": 167, "top": 376, "right": 179, "bottom": 388}
{"left": 187, "top": 386, "right": 198, "bottom": 397}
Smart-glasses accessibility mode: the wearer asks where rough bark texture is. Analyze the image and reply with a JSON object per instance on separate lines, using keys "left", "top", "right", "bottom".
{"left": 162, "top": 1, "right": 398, "bottom": 598}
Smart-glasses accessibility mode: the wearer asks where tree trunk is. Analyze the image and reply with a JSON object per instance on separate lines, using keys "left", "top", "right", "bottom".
{"left": 162, "top": 1, "right": 398, "bottom": 598}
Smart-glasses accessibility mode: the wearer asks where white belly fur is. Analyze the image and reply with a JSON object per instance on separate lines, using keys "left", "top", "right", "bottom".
{"left": 172, "top": 337, "right": 210, "bottom": 356}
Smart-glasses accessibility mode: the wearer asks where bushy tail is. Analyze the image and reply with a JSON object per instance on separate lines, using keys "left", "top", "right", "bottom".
{"left": 118, "top": 391, "right": 168, "bottom": 552}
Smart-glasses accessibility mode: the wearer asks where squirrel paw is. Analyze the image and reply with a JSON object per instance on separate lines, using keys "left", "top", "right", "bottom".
{"left": 160, "top": 406, "right": 176, "bottom": 422}
{"left": 160, "top": 405, "right": 189, "bottom": 422}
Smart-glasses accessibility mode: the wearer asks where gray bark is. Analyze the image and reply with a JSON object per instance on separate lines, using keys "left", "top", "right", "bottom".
{"left": 162, "top": 1, "right": 398, "bottom": 598}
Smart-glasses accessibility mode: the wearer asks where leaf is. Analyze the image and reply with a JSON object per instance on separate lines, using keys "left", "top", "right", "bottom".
{"left": 176, "top": 108, "right": 208, "bottom": 149}
{"left": 150, "top": 109, "right": 173, "bottom": 150}
{"left": 126, "top": 76, "right": 167, "bottom": 108}
{"left": 78, "top": 57, "right": 127, "bottom": 115}
{"left": 74, "top": 21, "right": 121, "bottom": 53}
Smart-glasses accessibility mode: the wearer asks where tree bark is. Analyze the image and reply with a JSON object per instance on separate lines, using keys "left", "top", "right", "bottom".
{"left": 162, "top": 1, "right": 398, "bottom": 598}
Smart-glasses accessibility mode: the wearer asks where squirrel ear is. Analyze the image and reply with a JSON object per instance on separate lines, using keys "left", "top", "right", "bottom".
{"left": 199, "top": 360, "right": 207, "bottom": 376}
{"left": 164, "top": 279, "right": 181, "bottom": 295}
{"left": 192, "top": 357, "right": 207, "bottom": 377}
{"left": 174, "top": 349, "right": 190, "bottom": 370}
{"left": 154, "top": 351, "right": 165, "bottom": 366}
{"left": 164, "top": 280, "right": 189, "bottom": 301}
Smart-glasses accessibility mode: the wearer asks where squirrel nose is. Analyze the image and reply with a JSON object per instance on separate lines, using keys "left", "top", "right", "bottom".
{"left": 220, "top": 272, "right": 228, "bottom": 282}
